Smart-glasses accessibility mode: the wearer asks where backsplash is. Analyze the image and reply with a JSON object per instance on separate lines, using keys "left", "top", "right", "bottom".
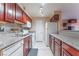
{"left": 0, "top": 23, "right": 29, "bottom": 36}
{"left": 0, "top": 23, "right": 21, "bottom": 33}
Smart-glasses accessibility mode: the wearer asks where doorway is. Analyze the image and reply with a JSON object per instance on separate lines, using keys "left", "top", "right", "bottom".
{"left": 31, "top": 18, "right": 53, "bottom": 56}
{"left": 35, "top": 19, "right": 45, "bottom": 42}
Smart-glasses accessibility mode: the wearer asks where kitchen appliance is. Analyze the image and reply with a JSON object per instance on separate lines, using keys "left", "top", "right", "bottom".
{"left": 45, "top": 22, "right": 57, "bottom": 46}
{"left": 29, "top": 31, "right": 36, "bottom": 48}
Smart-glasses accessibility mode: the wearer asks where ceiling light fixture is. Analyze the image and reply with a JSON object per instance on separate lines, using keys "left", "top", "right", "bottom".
{"left": 40, "top": 4, "right": 44, "bottom": 17}
{"left": 40, "top": 6, "right": 43, "bottom": 10}
{"left": 41, "top": 3, "right": 45, "bottom": 6}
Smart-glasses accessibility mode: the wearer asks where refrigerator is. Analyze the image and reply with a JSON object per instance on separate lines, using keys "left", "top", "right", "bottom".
{"left": 45, "top": 22, "right": 57, "bottom": 46}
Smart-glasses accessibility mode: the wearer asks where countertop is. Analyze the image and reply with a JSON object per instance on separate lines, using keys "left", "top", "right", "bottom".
{"left": 51, "top": 34, "right": 79, "bottom": 50}
{"left": 0, "top": 33, "right": 32, "bottom": 50}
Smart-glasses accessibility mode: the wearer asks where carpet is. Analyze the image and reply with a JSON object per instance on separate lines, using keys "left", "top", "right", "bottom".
{"left": 28, "top": 48, "right": 38, "bottom": 56}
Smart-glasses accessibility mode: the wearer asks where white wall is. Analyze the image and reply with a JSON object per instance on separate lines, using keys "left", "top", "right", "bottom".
{"left": 61, "top": 3, "right": 79, "bottom": 19}
{"left": 31, "top": 17, "right": 49, "bottom": 31}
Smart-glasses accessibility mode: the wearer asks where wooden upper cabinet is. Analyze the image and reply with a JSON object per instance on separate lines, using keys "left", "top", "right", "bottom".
{"left": 22, "top": 12, "right": 32, "bottom": 24}
{"left": 5, "top": 3, "right": 15, "bottom": 22}
{"left": 22, "top": 12, "right": 27, "bottom": 23}
{"left": 12, "top": 4, "right": 16, "bottom": 19}
{"left": 28, "top": 17, "right": 32, "bottom": 23}
{"left": 68, "top": 19, "right": 77, "bottom": 23}
{"left": 0, "top": 3, "right": 32, "bottom": 24}
{"left": 0, "top": 3, "right": 4, "bottom": 21}
{"left": 15, "top": 4, "right": 23, "bottom": 22}
{"left": 50, "top": 14, "right": 59, "bottom": 22}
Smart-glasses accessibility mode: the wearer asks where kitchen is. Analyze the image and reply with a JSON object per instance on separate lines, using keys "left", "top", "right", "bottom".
{"left": 0, "top": 3, "right": 79, "bottom": 56}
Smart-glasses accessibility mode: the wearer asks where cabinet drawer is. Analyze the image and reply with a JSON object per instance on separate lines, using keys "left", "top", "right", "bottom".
{"left": 62, "top": 48, "right": 72, "bottom": 56}
{"left": 0, "top": 3, "right": 4, "bottom": 21}
{"left": 55, "top": 38, "right": 61, "bottom": 45}
{"left": 3, "top": 40, "right": 23, "bottom": 56}
{"left": 62, "top": 42, "right": 79, "bottom": 56}
{"left": 55, "top": 42, "right": 61, "bottom": 56}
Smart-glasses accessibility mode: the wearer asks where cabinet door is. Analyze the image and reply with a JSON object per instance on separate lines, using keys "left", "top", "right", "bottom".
{"left": 15, "top": 4, "right": 23, "bottom": 22}
{"left": 22, "top": 12, "right": 27, "bottom": 23}
{"left": 5, "top": 3, "right": 15, "bottom": 22}
{"left": 51, "top": 37, "right": 55, "bottom": 55}
{"left": 23, "top": 37, "right": 29, "bottom": 56}
{"left": 12, "top": 3, "right": 16, "bottom": 19}
{"left": 55, "top": 42, "right": 61, "bottom": 56}
{"left": 0, "top": 3, "right": 4, "bottom": 21}
{"left": 62, "top": 49, "right": 71, "bottom": 56}
{"left": 62, "top": 42, "right": 79, "bottom": 56}
{"left": 49, "top": 35, "right": 55, "bottom": 55}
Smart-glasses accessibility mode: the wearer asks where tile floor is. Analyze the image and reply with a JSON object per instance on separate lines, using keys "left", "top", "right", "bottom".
{"left": 33, "top": 42, "right": 53, "bottom": 56}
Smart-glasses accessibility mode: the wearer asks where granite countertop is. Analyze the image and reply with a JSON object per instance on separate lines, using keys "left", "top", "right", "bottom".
{"left": 0, "top": 33, "right": 32, "bottom": 50}
{"left": 51, "top": 34, "right": 79, "bottom": 50}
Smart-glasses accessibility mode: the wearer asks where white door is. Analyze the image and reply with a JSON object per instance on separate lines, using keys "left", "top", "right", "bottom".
{"left": 35, "top": 19, "right": 45, "bottom": 42}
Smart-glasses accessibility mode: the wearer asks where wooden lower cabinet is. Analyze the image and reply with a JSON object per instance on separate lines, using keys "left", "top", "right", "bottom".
{"left": 49, "top": 35, "right": 55, "bottom": 55}
{"left": 49, "top": 35, "right": 79, "bottom": 56}
{"left": 0, "top": 35, "right": 32, "bottom": 56}
{"left": 51, "top": 37, "right": 55, "bottom": 55}
{"left": 49, "top": 36, "right": 79, "bottom": 56}
{"left": 55, "top": 42, "right": 61, "bottom": 56}
{"left": 62, "top": 42, "right": 79, "bottom": 56}
{"left": 23, "top": 35, "right": 32, "bottom": 56}
{"left": 23, "top": 37, "right": 29, "bottom": 56}
{"left": 54, "top": 38, "right": 62, "bottom": 56}
{"left": 62, "top": 48, "right": 71, "bottom": 56}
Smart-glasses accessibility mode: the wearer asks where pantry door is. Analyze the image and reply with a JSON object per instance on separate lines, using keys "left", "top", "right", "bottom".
{"left": 35, "top": 19, "right": 45, "bottom": 42}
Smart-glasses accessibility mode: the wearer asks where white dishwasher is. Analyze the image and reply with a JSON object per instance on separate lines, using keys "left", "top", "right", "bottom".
{"left": 10, "top": 45, "right": 23, "bottom": 56}
{"left": 30, "top": 32, "right": 36, "bottom": 48}
{"left": 3, "top": 40, "right": 23, "bottom": 56}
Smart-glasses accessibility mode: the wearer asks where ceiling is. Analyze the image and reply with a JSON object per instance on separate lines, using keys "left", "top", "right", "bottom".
{"left": 19, "top": 3, "right": 62, "bottom": 18}
{"left": 19, "top": 3, "right": 79, "bottom": 19}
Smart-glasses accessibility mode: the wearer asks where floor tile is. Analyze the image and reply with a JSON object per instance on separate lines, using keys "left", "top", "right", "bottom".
{"left": 33, "top": 42, "right": 53, "bottom": 56}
